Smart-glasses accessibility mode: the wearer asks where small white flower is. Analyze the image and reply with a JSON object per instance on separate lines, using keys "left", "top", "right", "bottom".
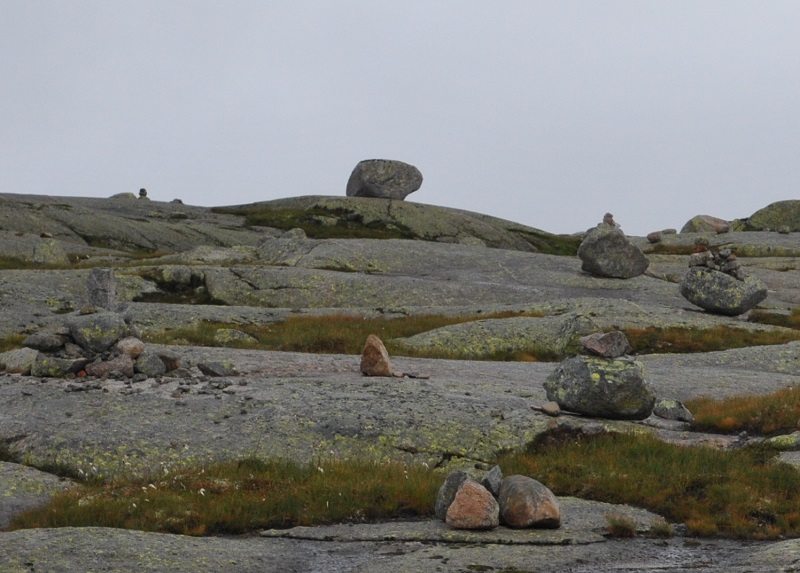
{"left": 199, "top": 488, "right": 206, "bottom": 496}
{"left": 317, "top": 467, "right": 324, "bottom": 474}
{"left": 148, "top": 484, "right": 156, "bottom": 490}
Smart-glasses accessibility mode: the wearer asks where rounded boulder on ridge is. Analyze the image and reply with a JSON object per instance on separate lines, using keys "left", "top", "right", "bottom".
{"left": 346, "top": 159, "right": 423, "bottom": 200}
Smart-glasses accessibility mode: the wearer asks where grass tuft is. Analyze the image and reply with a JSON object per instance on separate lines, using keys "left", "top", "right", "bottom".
{"left": 0, "top": 334, "right": 26, "bottom": 354}
{"left": 687, "top": 386, "right": 800, "bottom": 435}
{"left": 499, "top": 429, "right": 800, "bottom": 539}
{"left": 605, "top": 513, "right": 637, "bottom": 538}
{"left": 7, "top": 457, "right": 439, "bottom": 535}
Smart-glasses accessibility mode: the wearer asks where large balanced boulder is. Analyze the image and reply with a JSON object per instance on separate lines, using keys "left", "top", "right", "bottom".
{"left": 498, "top": 475, "right": 561, "bottom": 529}
{"left": 346, "top": 159, "right": 423, "bottom": 200}
{"left": 679, "top": 268, "right": 768, "bottom": 316}
{"left": 577, "top": 226, "right": 649, "bottom": 279}
{"left": 544, "top": 355, "right": 655, "bottom": 420}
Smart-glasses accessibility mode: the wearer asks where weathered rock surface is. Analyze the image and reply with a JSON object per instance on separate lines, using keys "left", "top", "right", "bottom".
{"left": 578, "top": 225, "right": 649, "bottom": 278}
{"left": 679, "top": 267, "right": 768, "bottom": 316}
{"left": 0, "top": 462, "right": 72, "bottom": 529}
{"left": 346, "top": 159, "right": 423, "bottom": 200}
{"left": 544, "top": 355, "right": 655, "bottom": 420}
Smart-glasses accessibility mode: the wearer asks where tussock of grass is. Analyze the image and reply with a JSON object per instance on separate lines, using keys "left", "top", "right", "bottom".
{"left": 0, "top": 334, "right": 25, "bottom": 354}
{"left": 750, "top": 308, "right": 800, "bottom": 330}
{"left": 623, "top": 325, "right": 800, "bottom": 354}
{"left": 7, "top": 458, "right": 439, "bottom": 536}
{"left": 144, "top": 311, "right": 547, "bottom": 359}
{"left": 687, "top": 386, "right": 800, "bottom": 435}
{"left": 499, "top": 429, "right": 800, "bottom": 539}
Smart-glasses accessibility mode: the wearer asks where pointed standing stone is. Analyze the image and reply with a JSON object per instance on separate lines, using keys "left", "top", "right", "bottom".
{"left": 360, "top": 334, "right": 393, "bottom": 377}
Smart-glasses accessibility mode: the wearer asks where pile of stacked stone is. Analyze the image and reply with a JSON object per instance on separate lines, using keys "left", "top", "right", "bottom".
{"left": 436, "top": 466, "right": 561, "bottom": 531}
{"left": 679, "top": 240, "right": 768, "bottom": 316}
{"left": 2, "top": 268, "right": 180, "bottom": 381}
{"left": 577, "top": 213, "right": 649, "bottom": 279}
{"left": 543, "top": 331, "right": 655, "bottom": 420}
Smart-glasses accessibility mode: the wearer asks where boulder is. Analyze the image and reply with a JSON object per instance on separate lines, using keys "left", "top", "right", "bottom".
{"left": 435, "top": 470, "right": 470, "bottom": 521}
{"left": 346, "top": 159, "right": 423, "bottom": 200}
{"left": 679, "top": 268, "right": 768, "bottom": 316}
{"left": 498, "top": 475, "right": 561, "bottom": 529}
{"left": 213, "top": 328, "right": 258, "bottom": 347}
{"left": 134, "top": 352, "right": 167, "bottom": 378}
{"left": 744, "top": 200, "right": 800, "bottom": 232}
{"left": 31, "top": 238, "right": 70, "bottom": 266}
{"left": 653, "top": 399, "right": 694, "bottom": 423}
{"left": 116, "top": 337, "right": 145, "bottom": 358}
{"left": 577, "top": 226, "right": 649, "bottom": 279}
{"left": 85, "top": 355, "right": 135, "bottom": 379}
{"left": 156, "top": 350, "right": 182, "bottom": 372}
{"left": 22, "top": 332, "right": 69, "bottom": 353}
{"left": 480, "top": 465, "right": 503, "bottom": 498}
{"left": 680, "top": 215, "right": 731, "bottom": 234}
{"left": 579, "top": 331, "right": 632, "bottom": 358}
{"left": 360, "top": 334, "right": 393, "bottom": 377}
{"left": 65, "top": 312, "right": 131, "bottom": 354}
{"left": 30, "top": 353, "right": 88, "bottom": 378}
{"left": 196, "top": 360, "right": 238, "bottom": 377}
{"left": 445, "top": 480, "right": 500, "bottom": 530}
{"left": 544, "top": 355, "right": 655, "bottom": 420}
{"left": 0, "top": 347, "right": 39, "bottom": 374}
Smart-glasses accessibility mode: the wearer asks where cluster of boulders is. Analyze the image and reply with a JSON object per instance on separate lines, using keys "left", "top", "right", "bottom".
{"left": 436, "top": 466, "right": 560, "bottom": 531}
{"left": 0, "top": 268, "right": 180, "bottom": 382}
{"left": 544, "top": 331, "right": 655, "bottom": 420}
{"left": 346, "top": 159, "right": 423, "bottom": 200}
{"left": 679, "top": 241, "right": 768, "bottom": 316}
{"left": 578, "top": 214, "right": 649, "bottom": 279}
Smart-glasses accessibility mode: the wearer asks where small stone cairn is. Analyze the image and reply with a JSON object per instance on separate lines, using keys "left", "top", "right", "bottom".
{"left": 543, "top": 330, "right": 655, "bottom": 420}
{"left": 679, "top": 240, "right": 768, "bottom": 316}
{"left": 577, "top": 213, "right": 649, "bottom": 279}
{"left": 346, "top": 159, "right": 423, "bottom": 200}
{"left": 436, "top": 466, "right": 561, "bottom": 531}
{"left": 2, "top": 268, "right": 180, "bottom": 382}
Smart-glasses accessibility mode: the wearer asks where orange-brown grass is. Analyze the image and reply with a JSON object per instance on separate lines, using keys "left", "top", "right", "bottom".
{"left": 143, "top": 311, "right": 548, "bottom": 359}
{"left": 623, "top": 325, "right": 800, "bottom": 354}
{"left": 0, "top": 334, "right": 25, "bottom": 354}
{"left": 499, "top": 429, "right": 800, "bottom": 539}
{"left": 750, "top": 308, "right": 800, "bottom": 330}
{"left": 687, "top": 386, "right": 800, "bottom": 435}
{"left": 7, "top": 457, "right": 439, "bottom": 536}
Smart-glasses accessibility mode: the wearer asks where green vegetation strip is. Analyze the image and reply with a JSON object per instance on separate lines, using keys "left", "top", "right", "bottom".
{"left": 8, "top": 427, "right": 800, "bottom": 540}
{"left": 499, "top": 430, "right": 800, "bottom": 540}
{"left": 7, "top": 458, "right": 439, "bottom": 536}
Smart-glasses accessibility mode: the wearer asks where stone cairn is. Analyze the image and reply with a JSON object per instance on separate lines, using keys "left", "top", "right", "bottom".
{"left": 679, "top": 239, "right": 768, "bottom": 316}
{"left": 436, "top": 466, "right": 561, "bottom": 531}
{"left": 543, "top": 331, "right": 655, "bottom": 421}
{"left": 577, "top": 213, "right": 649, "bottom": 279}
{"left": 4, "top": 268, "right": 180, "bottom": 385}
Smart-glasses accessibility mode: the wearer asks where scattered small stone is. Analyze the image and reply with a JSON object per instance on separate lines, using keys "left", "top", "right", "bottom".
{"left": 539, "top": 402, "right": 561, "bottom": 417}
{"left": 653, "top": 399, "right": 694, "bottom": 423}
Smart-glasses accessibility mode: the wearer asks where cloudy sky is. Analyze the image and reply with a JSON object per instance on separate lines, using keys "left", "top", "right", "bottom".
{"left": 3, "top": 1, "right": 799, "bottom": 235}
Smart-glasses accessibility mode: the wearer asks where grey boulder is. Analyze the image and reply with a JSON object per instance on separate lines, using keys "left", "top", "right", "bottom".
{"left": 679, "top": 268, "right": 768, "bottom": 316}
{"left": 577, "top": 226, "right": 649, "bottom": 279}
{"left": 544, "top": 355, "right": 655, "bottom": 420}
{"left": 65, "top": 312, "right": 131, "bottom": 354}
{"left": 346, "top": 159, "right": 423, "bottom": 200}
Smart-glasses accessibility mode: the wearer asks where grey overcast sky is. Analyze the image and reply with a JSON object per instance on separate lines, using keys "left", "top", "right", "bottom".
{"left": 3, "top": 1, "right": 800, "bottom": 235}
